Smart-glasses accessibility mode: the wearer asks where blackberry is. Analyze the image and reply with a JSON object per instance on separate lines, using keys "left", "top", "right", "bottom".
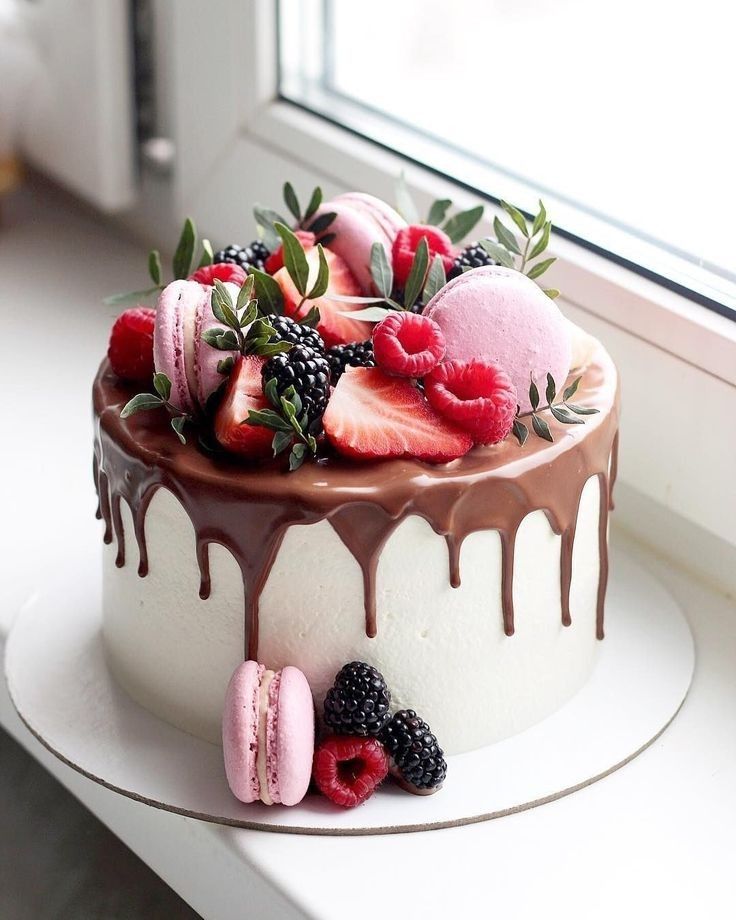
{"left": 213, "top": 240, "right": 270, "bottom": 273}
{"left": 323, "top": 661, "right": 391, "bottom": 737}
{"left": 381, "top": 709, "right": 447, "bottom": 793}
{"left": 326, "top": 340, "right": 375, "bottom": 384}
{"left": 264, "top": 314, "right": 325, "bottom": 353}
{"left": 262, "top": 344, "right": 330, "bottom": 433}
{"left": 447, "top": 242, "right": 498, "bottom": 280}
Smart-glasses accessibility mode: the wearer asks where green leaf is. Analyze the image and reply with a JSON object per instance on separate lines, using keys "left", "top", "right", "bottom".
{"left": 551, "top": 405, "right": 585, "bottom": 425}
{"left": 239, "top": 301, "right": 259, "bottom": 330}
{"left": 280, "top": 393, "right": 297, "bottom": 422}
{"left": 103, "top": 287, "right": 161, "bottom": 307}
{"left": 254, "top": 205, "right": 288, "bottom": 251}
{"left": 120, "top": 393, "right": 162, "bottom": 418}
{"left": 306, "top": 244, "right": 330, "bottom": 299}
{"left": 170, "top": 416, "right": 187, "bottom": 444}
{"left": 198, "top": 239, "right": 214, "bottom": 269}
{"left": 494, "top": 217, "right": 521, "bottom": 255}
{"left": 217, "top": 356, "right": 235, "bottom": 376}
{"left": 545, "top": 373, "right": 556, "bottom": 407}
{"left": 563, "top": 377, "right": 582, "bottom": 401}
{"left": 212, "top": 281, "right": 238, "bottom": 328}
{"left": 528, "top": 221, "right": 552, "bottom": 260}
{"left": 283, "top": 181, "right": 301, "bottom": 222}
{"left": 264, "top": 377, "right": 279, "bottom": 407}
{"left": 426, "top": 198, "right": 452, "bottom": 226}
{"left": 565, "top": 403, "right": 600, "bottom": 416}
{"left": 272, "top": 430, "right": 293, "bottom": 456}
{"left": 249, "top": 268, "right": 284, "bottom": 314}
{"left": 247, "top": 408, "right": 292, "bottom": 431}
{"left": 289, "top": 442, "right": 307, "bottom": 471}
{"left": 172, "top": 217, "right": 197, "bottom": 279}
{"left": 529, "top": 378, "right": 540, "bottom": 412}
{"left": 370, "top": 242, "right": 393, "bottom": 299}
{"left": 479, "top": 238, "right": 515, "bottom": 269}
{"left": 512, "top": 419, "right": 529, "bottom": 446}
{"left": 274, "top": 222, "right": 310, "bottom": 297}
{"left": 236, "top": 274, "right": 256, "bottom": 312}
{"left": 338, "top": 306, "right": 392, "bottom": 322}
{"left": 531, "top": 413, "right": 554, "bottom": 442}
{"left": 301, "top": 305, "right": 320, "bottom": 328}
{"left": 501, "top": 201, "right": 529, "bottom": 238}
{"left": 395, "top": 170, "right": 419, "bottom": 224}
{"left": 153, "top": 373, "right": 172, "bottom": 401}
{"left": 423, "top": 254, "right": 447, "bottom": 303}
{"left": 443, "top": 205, "right": 484, "bottom": 244}
{"left": 531, "top": 200, "right": 547, "bottom": 236}
{"left": 306, "top": 211, "right": 336, "bottom": 235}
{"left": 201, "top": 327, "right": 239, "bottom": 351}
{"left": 148, "top": 250, "right": 162, "bottom": 286}
{"left": 304, "top": 187, "right": 322, "bottom": 222}
{"left": 250, "top": 341, "right": 292, "bottom": 358}
{"left": 544, "top": 288, "right": 561, "bottom": 300}
{"left": 526, "top": 257, "right": 556, "bottom": 280}
{"left": 403, "top": 236, "right": 430, "bottom": 312}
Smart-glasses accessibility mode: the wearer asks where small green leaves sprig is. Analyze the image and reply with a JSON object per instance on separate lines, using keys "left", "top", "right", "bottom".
{"left": 246, "top": 379, "right": 318, "bottom": 472}
{"left": 254, "top": 182, "right": 337, "bottom": 252}
{"left": 395, "top": 171, "right": 484, "bottom": 245}
{"left": 104, "top": 217, "right": 213, "bottom": 307}
{"left": 512, "top": 374, "right": 599, "bottom": 445}
{"left": 479, "top": 201, "right": 559, "bottom": 299}
{"left": 120, "top": 373, "right": 192, "bottom": 444}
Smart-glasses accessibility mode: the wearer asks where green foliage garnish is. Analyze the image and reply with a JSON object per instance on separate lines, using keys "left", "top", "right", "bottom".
{"left": 246, "top": 377, "right": 318, "bottom": 472}
{"left": 203, "top": 277, "right": 291, "bottom": 358}
{"left": 120, "top": 372, "right": 192, "bottom": 444}
{"left": 486, "top": 200, "right": 557, "bottom": 296}
{"left": 513, "top": 373, "right": 600, "bottom": 445}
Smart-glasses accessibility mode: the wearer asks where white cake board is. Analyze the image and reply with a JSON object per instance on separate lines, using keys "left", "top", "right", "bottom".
{"left": 4, "top": 548, "right": 693, "bottom": 836}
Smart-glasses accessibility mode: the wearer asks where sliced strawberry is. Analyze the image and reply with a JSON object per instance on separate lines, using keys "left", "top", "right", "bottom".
{"left": 322, "top": 367, "right": 473, "bottom": 463}
{"left": 273, "top": 247, "right": 370, "bottom": 347}
{"left": 264, "top": 230, "right": 316, "bottom": 275}
{"left": 214, "top": 356, "right": 274, "bottom": 458}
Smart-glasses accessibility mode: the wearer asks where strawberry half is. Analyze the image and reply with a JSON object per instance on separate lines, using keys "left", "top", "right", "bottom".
{"left": 322, "top": 367, "right": 473, "bottom": 463}
{"left": 214, "top": 356, "right": 274, "bottom": 458}
{"left": 273, "top": 247, "right": 370, "bottom": 347}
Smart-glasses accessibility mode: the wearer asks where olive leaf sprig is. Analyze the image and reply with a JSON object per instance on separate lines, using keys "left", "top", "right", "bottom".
{"left": 396, "top": 171, "right": 484, "bottom": 245}
{"left": 120, "top": 373, "right": 193, "bottom": 444}
{"left": 104, "top": 217, "right": 213, "bottom": 308}
{"left": 254, "top": 183, "right": 337, "bottom": 252}
{"left": 246, "top": 379, "right": 318, "bottom": 472}
{"left": 512, "top": 374, "right": 600, "bottom": 446}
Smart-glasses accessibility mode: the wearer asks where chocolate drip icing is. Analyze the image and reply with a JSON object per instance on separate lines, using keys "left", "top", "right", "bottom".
{"left": 93, "top": 342, "right": 619, "bottom": 656}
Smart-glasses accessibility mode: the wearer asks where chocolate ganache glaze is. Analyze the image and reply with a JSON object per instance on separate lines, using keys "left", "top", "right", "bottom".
{"left": 93, "top": 339, "right": 619, "bottom": 659}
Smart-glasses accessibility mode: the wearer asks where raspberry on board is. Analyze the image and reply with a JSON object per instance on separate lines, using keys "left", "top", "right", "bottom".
{"left": 312, "top": 735, "right": 389, "bottom": 808}
{"left": 372, "top": 311, "right": 446, "bottom": 378}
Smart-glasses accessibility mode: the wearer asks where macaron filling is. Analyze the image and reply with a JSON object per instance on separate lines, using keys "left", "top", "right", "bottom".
{"left": 265, "top": 670, "right": 282, "bottom": 804}
{"left": 256, "top": 669, "right": 275, "bottom": 805}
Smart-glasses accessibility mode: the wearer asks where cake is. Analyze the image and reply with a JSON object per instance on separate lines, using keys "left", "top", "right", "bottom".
{"left": 94, "top": 188, "right": 619, "bottom": 803}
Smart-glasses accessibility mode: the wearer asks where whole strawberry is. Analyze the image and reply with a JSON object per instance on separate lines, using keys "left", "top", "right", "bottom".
{"left": 392, "top": 224, "right": 454, "bottom": 288}
{"left": 108, "top": 307, "right": 156, "bottom": 382}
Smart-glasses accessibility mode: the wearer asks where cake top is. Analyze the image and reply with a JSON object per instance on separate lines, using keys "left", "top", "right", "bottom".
{"left": 105, "top": 182, "right": 603, "bottom": 472}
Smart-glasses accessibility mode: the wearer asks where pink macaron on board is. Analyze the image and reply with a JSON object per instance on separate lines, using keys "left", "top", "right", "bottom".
{"left": 222, "top": 661, "right": 315, "bottom": 807}
{"left": 424, "top": 265, "right": 572, "bottom": 415}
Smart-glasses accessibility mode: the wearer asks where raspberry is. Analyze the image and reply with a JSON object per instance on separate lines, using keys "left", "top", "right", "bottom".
{"left": 264, "top": 230, "right": 316, "bottom": 274}
{"left": 107, "top": 307, "right": 156, "bottom": 382}
{"left": 424, "top": 359, "right": 518, "bottom": 445}
{"left": 189, "top": 263, "right": 248, "bottom": 286}
{"left": 312, "top": 736, "right": 388, "bottom": 808}
{"left": 372, "top": 311, "right": 446, "bottom": 378}
{"left": 391, "top": 224, "right": 455, "bottom": 288}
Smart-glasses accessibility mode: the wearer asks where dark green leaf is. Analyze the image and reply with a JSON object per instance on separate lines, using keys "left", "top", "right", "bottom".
{"left": 247, "top": 408, "right": 292, "bottom": 431}
{"left": 172, "top": 217, "right": 197, "bottom": 279}
{"left": 307, "top": 434, "right": 317, "bottom": 453}
{"left": 264, "top": 377, "right": 279, "bottom": 406}
{"left": 527, "top": 257, "right": 556, "bottom": 280}
{"left": 306, "top": 244, "right": 330, "bottom": 299}
{"left": 426, "top": 198, "right": 452, "bottom": 226}
{"left": 528, "top": 221, "right": 552, "bottom": 260}
{"left": 201, "top": 327, "right": 239, "bottom": 350}
{"left": 120, "top": 393, "right": 162, "bottom": 418}
{"left": 249, "top": 268, "right": 284, "bottom": 314}
{"left": 443, "top": 205, "right": 484, "bottom": 244}
{"left": 369, "top": 242, "right": 392, "bottom": 298}
{"left": 403, "top": 236, "right": 430, "bottom": 313}
{"left": 212, "top": 282, "right": 238, "bottom": 328}
{"left": 153, "top": 373, "right": 172, "bottom": 401}
{"left": 280, "top": 394, "right": 297, "bottom": 421}
{"left": 319, "top": 232, "right": 336, "bottom": 247}
{"left": 198, "top": 239, "right": 214, "bottom": 269}
{"left": 423, "top": 254, "right": 447, "bottom": 303}
{"left": 301, "top": 305, "right": 321, "bottom": 328}
{"left": 171, "top": 416, "right": 187, "bottom": 444}
{"left": 531, "top": 413, "right": 554, "bottom": 442}
{"left": 274, "top": 222, "right": 310, "bottom": 296}
{"left": 217, "top": 357, "right": 235, "bottom": 376}
{"left": 306, "top": 211, "right": 336, "bottom": 235}
{"left": 249, "top": 340, "right": 292, "bottom": 358}
{"left": 272, "top": 430, "right": 293, "bottom": 456}
{"left": 479, "top": 238, "right": 515, "bottom": 268}
{"left": 253, "top": 205, "right": 288, "bottom": 251}
{"left": 529, "top": 378, "right": 540, "bottom": 411}
{"left": 532, "top": 200, "right": 547, "bottom": 236}
{"left": 512, "top": 419, "right": 529, "bottom": 446}
{"left": 304, "top": 186, "right": 323, "bottom": 222}
{"left": 501, "top": 201, "right": 529, "bottom": 238}
{"left": 551, "top": 405, "right": 585, "bottom": 424}
{"left": 566, "top": 403, "right": 600, "bottom": 416}
{"left": 545, "top": 373, "right": 556, "bottom": 407}
{"left": 563, "top": 377, "right": 582, "bottom": 401}
{"left": 544, "top": 288, "right": 561, "bottom": 300}
{"left": 289, "top": 444, "right": 307, "bottom": 471}
{"left": 494, "top": 217, "right": 521, "bottom": 255}
{"left": 338, "top": 306, "right": 392, "bottom": 322}
{"left": 148, "top": 250, "right": 162, "bottom": 286}
{"left": 395, "top": 171, "right": 419, "bottom": 223}
{"left": 236, "top": 273, "right": 256, "bottom": 312}
{"left": 103, "top": 287, "right": 161, "bottom": 307}
{"left": 283, "top": 182, "right": 301, "bottom": 222}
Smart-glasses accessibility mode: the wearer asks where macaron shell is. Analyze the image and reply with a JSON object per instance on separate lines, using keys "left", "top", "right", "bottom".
{"left": 334, "top": 192, "right": 407, "bottom": 242}
{"left": 270, "top": 666, "right": 314, "bottom": 807}
{"left": 222, "top": 660, "right": 263, "bottom": 804}
{"left": 153, "top": 280, "right": 199, "bottom": 414}
{"left": 424, "top": 266, "right": 572, "bottom": 414}
{"left": 193, "top": 280, "right": 240, "bottom": 408}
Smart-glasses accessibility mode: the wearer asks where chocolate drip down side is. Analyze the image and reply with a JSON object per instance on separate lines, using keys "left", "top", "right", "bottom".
{"left": 93, "top": 342, "right": 620, "bottom": 656}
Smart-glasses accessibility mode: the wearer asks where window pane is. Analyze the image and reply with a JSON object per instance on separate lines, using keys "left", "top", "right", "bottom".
{"left": 279, "top": 0, "right": 736, "bottom": 312}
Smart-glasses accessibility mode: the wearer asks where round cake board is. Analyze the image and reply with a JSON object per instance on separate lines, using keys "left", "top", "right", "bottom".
{"left": 4, "top": 548, "right": 693, "bottom": 836}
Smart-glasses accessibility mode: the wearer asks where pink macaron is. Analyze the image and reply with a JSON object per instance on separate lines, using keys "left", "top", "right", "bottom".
{"left": 424, "top": 266, "right": 572, "bottom": 414}
{"left": 222, "top": 661, "right": 315, "bottom": 807}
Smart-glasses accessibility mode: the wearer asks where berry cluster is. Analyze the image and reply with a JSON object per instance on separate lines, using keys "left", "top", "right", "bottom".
{"left": 312, "top": 661, "right": 447, "bottom": 808}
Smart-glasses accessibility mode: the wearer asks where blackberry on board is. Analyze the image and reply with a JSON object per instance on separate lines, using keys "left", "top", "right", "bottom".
{"left": 447, "top": 242, "right": 499, "bottom": 280}
{"left": 326, "top": 340, "right": 376, "bottom": 384}
{"left": 262, "top": 344, "right": 330, "bottom": 433}
{"left": 381, "top": 709, "right": 447, "bottom": 793}
{"left": 213, "top": 240, "right": 270, "bottom": 273}
{"left": 323, "top": 661, "right": 391, "bottom": 737}
{"left": 264, "top": 314, "right": 325, "bottom": 353}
